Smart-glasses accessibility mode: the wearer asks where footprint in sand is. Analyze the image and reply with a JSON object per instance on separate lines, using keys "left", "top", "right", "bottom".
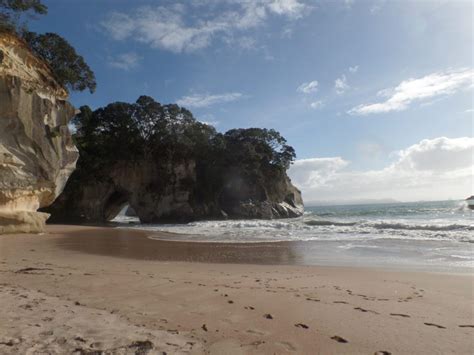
{"left": 276, "top": 341, "right": 297, "bottom": 351}
{"left": 295, "top": 323, "right": 309, "bottom": 329}
{"left": 246, "top": 329, "right": 266, "bottom": 336}
{"left": 424, "top": 322, "right": 446, "bottom": 329}
{"left": 459, "top": 325, "right": 474, "bottom": 328}
{"left": 390, "top": 313, "right": 410, "bottom": 318}
{"left": 306, "top": 298, "right": 320, "bottom": 302}
{"left": 374, "top": 351, "right": 392, "bottom": 355}
{"left": 15, "top": 267, "right": 52, "bottom": 274}
{"left": 244, "top": 306, "right": 255, "bottom": 310}
{"left": 333, "top": 301, "right": 348, "bottom": 304}
{"left": 263, "top": 314, "right": 273, "bottom": 320}
{"left": 202, "top": 324, "right": 208, "bottom": 331}
{"left": 354, "top": 307, "right": 379, "bottom": 314}
{"left": 331, "top": 335, "right": 348, "bottom": 343}
{"left": 242, "top": 340, "right": 265, "bottom": 348}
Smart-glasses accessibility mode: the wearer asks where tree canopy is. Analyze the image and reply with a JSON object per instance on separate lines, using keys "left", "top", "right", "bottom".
{"left": 72, "top": 96, "right": 296, "bottom": 183}
{"left": 22, "top": 32, "right": 96, "bottom": 93}
{"left": 0, "top": 0, "right": 46, "bottom": 32}
{"left": 1, "top": 0, "right": 96, "bottom": 93}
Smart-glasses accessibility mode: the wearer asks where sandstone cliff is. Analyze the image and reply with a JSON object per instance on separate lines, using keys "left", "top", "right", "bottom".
{"left": 0, "top": 32, "right": 78, "bottom": 233}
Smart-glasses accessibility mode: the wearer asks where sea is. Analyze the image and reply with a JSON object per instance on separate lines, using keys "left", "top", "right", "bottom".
{"left": 114, "top": 200, "right": 474, "bottom": 272}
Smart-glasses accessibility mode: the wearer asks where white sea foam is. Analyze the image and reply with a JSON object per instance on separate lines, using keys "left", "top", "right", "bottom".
{"left": 115, "top": 200, "right": 474, "bottom": 269}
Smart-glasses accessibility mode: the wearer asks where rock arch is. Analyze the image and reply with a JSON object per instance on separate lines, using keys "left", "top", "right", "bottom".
{"left": 103, "top": 189, "right": 131, "bottom": 221}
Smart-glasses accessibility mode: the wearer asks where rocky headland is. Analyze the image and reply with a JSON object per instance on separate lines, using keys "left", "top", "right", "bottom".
{"left": 0, "top": 32, "right": 78, "bottom": 234}
{"left": 44, "top": 97, "right": 303, "bottom": 223}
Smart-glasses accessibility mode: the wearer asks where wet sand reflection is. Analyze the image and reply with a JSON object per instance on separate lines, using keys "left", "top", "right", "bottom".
{"left": 56, "top": 227, "right": 304, "bottom": 265}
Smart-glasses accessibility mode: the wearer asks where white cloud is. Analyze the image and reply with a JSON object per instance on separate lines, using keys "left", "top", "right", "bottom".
{"left": 334, "top": 74, "right": 349, "bottom": 94}
{"left": 198, "top": 113, "right": 220, "bottom": 127}
{"left": 394, "top": 137, "right": 474, "bottom": 173}
{"left": 310, "top": 100, "right": 324, "bottom": 109}
{"left": 370, "top": 0, "right": 386, "bottom": 14}
{"left": 268, "top": 0, "right": 306, "bottom": 17}
{"left": 289, "top": 157, "right": 349, "bottom": 188}
{"left": 108, "top": 52, "right": 141, "bottom": 70}
{"left": 349, "top": 65, "right": 359, "bottom": 73}
{"left": 297, "top": 80, "right": 318, "bottom": 94}
{"left": 101, "top": 0, "right": 308, "bottom": 53}
{"left": 177, "top": 92, "right": 243, "bottom": 108}
{"left": 289, "top": 137, "right": 474, "bottom": 202}
{"left": 349, "top": 68, "right": 474, "bottom": 115}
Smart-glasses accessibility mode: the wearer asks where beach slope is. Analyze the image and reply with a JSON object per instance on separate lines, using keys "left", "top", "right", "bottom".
{"left": 0, "top": 225, "right": 472, "bottom": 354}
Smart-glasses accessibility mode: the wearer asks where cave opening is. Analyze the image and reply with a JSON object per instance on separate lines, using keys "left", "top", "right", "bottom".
{"left": 103, "top": 189, "right": 131, "bottom": 221}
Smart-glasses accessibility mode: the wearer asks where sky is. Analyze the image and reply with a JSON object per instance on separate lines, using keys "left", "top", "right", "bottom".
{"left": 30, "top": 0, "right": 473, "bottom": 204}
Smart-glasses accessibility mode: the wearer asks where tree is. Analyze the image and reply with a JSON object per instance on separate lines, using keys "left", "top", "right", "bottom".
{"left": 22, "top": 32, "right": 96, "bottom": 93}
{"left": 1, "top": 0, "right": 96, "bottom": 93}
{"left": 223, "top": 128, "right": 296, "bottom": 171}
{"left": 72, "top": 96, "right": 217, "bottom": 165}
{"left": 0, "top": 0, "right": 47, "bottom": 32}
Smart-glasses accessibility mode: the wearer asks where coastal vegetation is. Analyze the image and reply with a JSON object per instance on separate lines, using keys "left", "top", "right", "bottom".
{"left": 72, "top": 96, "right": 296, "bottom": 182}
{"left": 0, "top": 0, "right": 96, "bottom": 92}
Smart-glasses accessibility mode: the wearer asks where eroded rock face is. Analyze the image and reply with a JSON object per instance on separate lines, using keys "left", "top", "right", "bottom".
{"left": 45, "top": 159, "right": 303, "bottom": 223}
{"left": 0, "top": 33, "right": 78, "bottom": 234}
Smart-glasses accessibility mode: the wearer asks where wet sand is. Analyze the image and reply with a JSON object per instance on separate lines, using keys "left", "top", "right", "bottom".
{"left": 56, "top": 226, "right": 306, "bottom": 264}
{"left": 1, "top": 225, "right": 473, "bottom": 354}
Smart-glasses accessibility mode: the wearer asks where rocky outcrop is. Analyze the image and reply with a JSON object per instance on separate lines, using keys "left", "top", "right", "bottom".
{"left": 0, "top": 32, "right": 78, "bottom": 234}
{"left": 45, "top": 160, "right": 303, "bottom": 224}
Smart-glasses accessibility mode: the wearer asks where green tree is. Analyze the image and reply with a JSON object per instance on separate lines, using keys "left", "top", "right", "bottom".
{"left": 1, "top": 0, "right": 96, "bottom": 93}
{"left": 0, "top": 0, "right": 47, "bottom": 32}
{"left": 22, "top": 32, "right": 96, "bottom": 93}
{"left": 223, "top": 128, "right": 296, "bottom": 171}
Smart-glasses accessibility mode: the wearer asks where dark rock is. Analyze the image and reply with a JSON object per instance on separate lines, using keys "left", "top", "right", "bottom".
{"left": 45, "top": 160, "right": 303, "bottom": 223}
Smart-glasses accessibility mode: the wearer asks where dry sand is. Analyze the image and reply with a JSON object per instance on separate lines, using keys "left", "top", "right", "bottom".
{"left": 0, "top": 225, "right": 473, "bottom": 354}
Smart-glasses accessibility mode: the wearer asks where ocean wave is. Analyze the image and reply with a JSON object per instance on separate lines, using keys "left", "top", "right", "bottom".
{"left": 304, "top": 220, "right": 357, "bottom": 227}
{"left": 117, "top": 200, "right": 474, "bottom": 245}
{"left": 368, "top": 222, "right": 474, "bottom": 232}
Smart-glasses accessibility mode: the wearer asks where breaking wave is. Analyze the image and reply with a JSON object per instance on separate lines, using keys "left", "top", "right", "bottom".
{"left": 118, "top": 200, "right": 474, "bottom": 245}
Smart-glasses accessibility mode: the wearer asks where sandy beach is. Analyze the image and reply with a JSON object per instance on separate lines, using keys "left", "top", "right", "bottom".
{"left": 1, "top": 225, "right": 473, "bottom": 354}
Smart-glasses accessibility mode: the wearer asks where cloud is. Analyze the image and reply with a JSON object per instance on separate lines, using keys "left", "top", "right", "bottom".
{"left": 177, "top": 92, "right": 243, "bottom": 108}
{"left": 349, "top": 65, "right": 359, "bottom": 73}
{"left": 334, "top": 74, "right": 349, "bottom": 94}
{"left": 101, "top": 0, "right": 308, "bottom": 53}
{"left": 349, "top": 68, "right": 474, "bottom": 115}
{"left": 297, "top": 80, "right": 318, "bottom": 94}
{"left": 310, "top": 100, "right": 324, "bottom": 109}
{"left": 108, "top": 52, "right": 141, "bottom": 70}
{"left": 394, "top": 137, "right": 474, "bottom": 173}
{"left": 370, "top": 0, "right": 386, "bottom": 14}
{"left": 289, "top": 157, "right": 349, "bottom": 188}
{"left": 268, "top": 0, "right": 306, "bottom": 17}
{"left": 289, "top": 137, "right": 474, "bottom": 202}
{"left": 198, "top": 113, "right": 220, "bottom": 127}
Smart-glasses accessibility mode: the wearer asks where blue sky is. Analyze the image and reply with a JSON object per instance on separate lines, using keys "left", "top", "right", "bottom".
{"left": 30, "top": 0, "right": 473, "bottom": 203}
